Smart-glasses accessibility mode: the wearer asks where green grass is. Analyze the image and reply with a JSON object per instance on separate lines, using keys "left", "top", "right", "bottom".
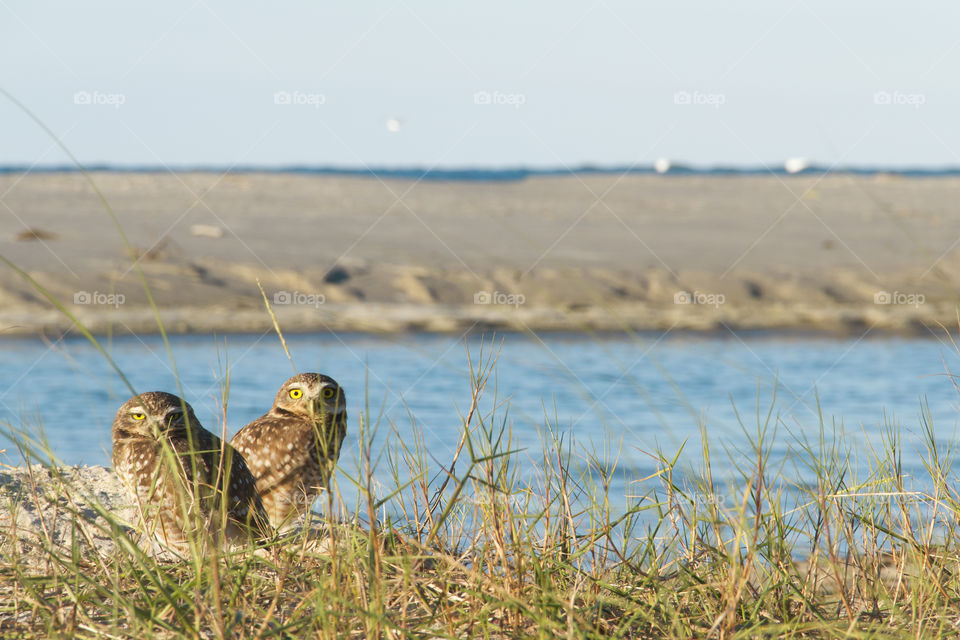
{"left": 4, "top": 348, "right": 960, "bottom": 638}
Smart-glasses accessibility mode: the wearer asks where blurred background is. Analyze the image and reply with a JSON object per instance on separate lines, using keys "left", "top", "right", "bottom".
{"left": 2, "top": 0, "right": 959, "bottom": 168}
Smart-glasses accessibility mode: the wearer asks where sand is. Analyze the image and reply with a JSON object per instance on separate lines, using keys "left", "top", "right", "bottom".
{"left": 0, "top": 464, "right": 142, "bottom": 569}
{"left": 0, "top": 464, "right": 332, "bottom": 570}
{"left": 1, "top": 171, "right": 958, "bottom": 336}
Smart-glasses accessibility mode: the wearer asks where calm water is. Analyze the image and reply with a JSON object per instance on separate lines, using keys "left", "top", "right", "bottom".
{"left": 1, "top": 332, "right": 958, "bottom": 505}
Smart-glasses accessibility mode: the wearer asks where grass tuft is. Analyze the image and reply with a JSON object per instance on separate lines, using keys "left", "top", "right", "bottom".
{"left": 5, "top": 361, "right": 960, "bottom": 638}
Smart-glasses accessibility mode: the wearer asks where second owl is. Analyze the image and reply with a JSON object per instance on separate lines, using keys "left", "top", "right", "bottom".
{"left": 230, "top": 373, "right": 347, "bottom": 529}
{"left": 112, "top": 391, "right": 269, "bottom": 552}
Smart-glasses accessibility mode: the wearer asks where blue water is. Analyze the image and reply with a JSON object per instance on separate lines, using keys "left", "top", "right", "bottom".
{"left": 4, "top": 165, "right": 960, "bottom": 180}
{"left": 1, "top": 332, "right": 958, "bottom": 507}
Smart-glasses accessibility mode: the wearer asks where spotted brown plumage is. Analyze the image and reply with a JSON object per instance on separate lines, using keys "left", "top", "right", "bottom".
{"left": 111, "top": 391, "right": 269, "bottom": 552}
{"left": 230, "top": 373, "right": 347, "bottom": 529}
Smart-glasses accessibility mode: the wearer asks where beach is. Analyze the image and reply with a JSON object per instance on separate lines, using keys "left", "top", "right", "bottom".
{"left": 1, "top": 171, "right": 957, "bottom": 336}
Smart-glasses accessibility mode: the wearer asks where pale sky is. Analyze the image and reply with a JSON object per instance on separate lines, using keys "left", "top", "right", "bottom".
{"left": 2, "top": 1, "right": 959, "bottom": 168}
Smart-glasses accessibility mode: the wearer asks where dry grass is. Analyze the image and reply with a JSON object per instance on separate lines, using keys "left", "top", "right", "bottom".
{"left": 4, "top": 346, "right": 960, "bottom": 639}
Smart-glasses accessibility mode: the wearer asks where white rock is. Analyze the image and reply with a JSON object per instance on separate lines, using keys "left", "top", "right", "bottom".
{"left": 190, "top": 224, "right": 225, "bottom": 239}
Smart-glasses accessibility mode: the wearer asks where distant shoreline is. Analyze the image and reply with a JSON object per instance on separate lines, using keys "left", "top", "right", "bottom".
{"left": 4, "top": 164, "right": 960, "bottom": 180}
{"left": 1, "top": 171, "right": 957, "bottom": 338}
{"left": 0, "top": 303, "right": 954, "bottom": 339}
{"left": 0, "top": 322, "right": 942, "bottom": 341}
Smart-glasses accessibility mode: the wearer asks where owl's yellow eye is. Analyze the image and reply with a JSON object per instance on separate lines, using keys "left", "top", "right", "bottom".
{"left": 289, "top": 389, "right": 303, "bottom": 399}
{"left": 131, "top": 412, "right": 146, "bottom": 421}
{"left": 321, "top": 387, "right": 336, "bottom": 399}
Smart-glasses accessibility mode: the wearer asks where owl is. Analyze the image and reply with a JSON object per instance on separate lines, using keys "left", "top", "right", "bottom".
{"left": 230, "top": 373, "right": 347, "bottom": 529}
{"left": 111, "top": 391, "right": 269, "bottom": 552}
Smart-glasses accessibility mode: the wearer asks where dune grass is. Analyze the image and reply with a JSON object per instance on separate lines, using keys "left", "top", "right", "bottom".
{"left": 4, "top": 343, "right": 960, "bottom": 639}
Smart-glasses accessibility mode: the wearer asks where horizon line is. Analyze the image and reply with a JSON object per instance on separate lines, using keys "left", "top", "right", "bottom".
{"left": 2, "top": 163, "right": 959, "bottom": 181}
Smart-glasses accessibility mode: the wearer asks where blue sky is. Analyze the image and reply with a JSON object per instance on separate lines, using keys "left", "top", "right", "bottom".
{"left": 2, "top": 1, "right": 959, "bottom": 168}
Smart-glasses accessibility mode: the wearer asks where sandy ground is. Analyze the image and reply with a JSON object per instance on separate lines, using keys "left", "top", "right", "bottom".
{"left": 0, "top": 464, "right": 330, "bottom": 570}
{"left": 0, "top": 464, "right": 142, "bottom": 569}
{"left": 1, "top": 171, "right": 959, "bottom": 335}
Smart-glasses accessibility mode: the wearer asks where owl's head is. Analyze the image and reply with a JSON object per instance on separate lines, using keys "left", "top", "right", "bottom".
{"left": 272, "top": 373, "right": 346, "bottom": 420}
{"left": 112, "top": 391, "right": 197, "bottom": 440}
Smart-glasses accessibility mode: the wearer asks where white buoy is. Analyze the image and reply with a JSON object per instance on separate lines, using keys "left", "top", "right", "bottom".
{"left": 386, "top": 118, "right": 402, "bottom": 133}
{"left": 784, "top": 157, "right": 809, "bottom": 174}
{"left": 654, "top": 158, "right": 671, "bottom": 174}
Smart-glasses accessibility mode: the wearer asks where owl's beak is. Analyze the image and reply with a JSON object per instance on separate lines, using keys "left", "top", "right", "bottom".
{"left": 304, "top": 397, "right": 331, "bottom": 418}
{"left": 307, "top": 398, "right": 324, "bottom": 416}
{"left": 315, "top": 396, "right": 346, "bottom": 417}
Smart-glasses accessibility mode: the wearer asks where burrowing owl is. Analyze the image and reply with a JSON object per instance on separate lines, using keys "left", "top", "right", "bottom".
{"left": 230, "top": 374, "right": 347, "bottom": 529}
{"left": 112, "top": 391, "right": 268, "bottom": 552}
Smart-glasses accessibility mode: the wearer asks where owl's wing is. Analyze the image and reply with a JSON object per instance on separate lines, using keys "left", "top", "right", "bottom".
{"left": 171, "top": 428, "right": 268, "bottom": 532}
{"left": 169, "top": 429, "right": 219, "bottom": 485}
{"left": 220, "top": 445, "right": 269, "bottom": 528}
{"left": 230, "top": 414, "right": 317, "bottom": 496}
